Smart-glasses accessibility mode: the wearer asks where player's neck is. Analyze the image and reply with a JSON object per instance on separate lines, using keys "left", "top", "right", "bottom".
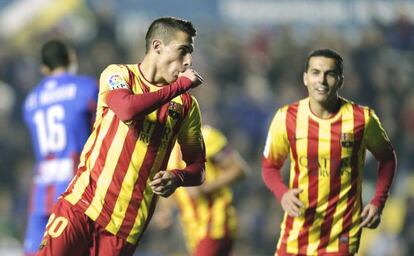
{"left": 309, "top": 97, "right": 341, "bottom": 119}
{"left": 51, "top": 68, "right": 69, "bottom": 76}
{"left": 140, "top": 56, "right": 166, "bottom": 86}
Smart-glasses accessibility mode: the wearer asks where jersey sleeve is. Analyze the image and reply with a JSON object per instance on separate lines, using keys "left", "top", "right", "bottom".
{"left": 364, "top": 109, "right": 394, "bottom": 158}
{"left": 98, "top": 64, "right": 130, "bottom": 107}
{"left": 263, "top": 107, "right": 290, "bottom": 167}
{"left": 364, "top": 109, "right": 397, "bottom": 209}
{"left": 177, "top": 96, "right": 205, "bottom": 161}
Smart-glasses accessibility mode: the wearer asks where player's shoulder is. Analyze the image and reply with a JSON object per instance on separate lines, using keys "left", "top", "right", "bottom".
{"left": 102, "top": 64, "right": 129, "bottom": 74}
{"left": 340, "top": 97, "right": 373, "bottom": 114}
{"left": 274, "top": 99, "right": 302, "bottom": 116}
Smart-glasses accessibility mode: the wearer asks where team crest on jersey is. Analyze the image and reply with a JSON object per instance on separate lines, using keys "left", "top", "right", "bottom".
{"left": 168, "top": 102, "right": 183, "bottom": 120}
{"left": 340, "top": 133, "right": 354, "bottom": 148}
{"left": 108, "top": 74, "right": 129, "bottom": 90}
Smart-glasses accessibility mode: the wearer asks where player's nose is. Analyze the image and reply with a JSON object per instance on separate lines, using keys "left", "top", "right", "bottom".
{"left": 183, "top": 53, "right": 192, "bottom": 68}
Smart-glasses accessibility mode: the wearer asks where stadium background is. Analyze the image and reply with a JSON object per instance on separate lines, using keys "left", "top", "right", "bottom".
{"left": 0, "top": 0, "right": 413, "bottom": 255}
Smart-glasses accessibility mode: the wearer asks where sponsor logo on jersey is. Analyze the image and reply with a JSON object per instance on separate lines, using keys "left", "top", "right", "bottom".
{"left": 340, "top": 133, "right": 354, "bottom": 148}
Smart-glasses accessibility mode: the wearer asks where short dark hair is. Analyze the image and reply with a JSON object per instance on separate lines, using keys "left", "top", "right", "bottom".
{"left": 305, "top": 48, "right": 344, "bottom": 76}
{"left": 145, "top": 17, "right": 196, "bottom": 53}
{"left": 41, "top": 39, "right": 70, "bottom": 70}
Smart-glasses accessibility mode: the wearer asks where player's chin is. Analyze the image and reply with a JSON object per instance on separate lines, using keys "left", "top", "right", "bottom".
{"left": 165, "top": 75, "right": 178, "bottom": 84}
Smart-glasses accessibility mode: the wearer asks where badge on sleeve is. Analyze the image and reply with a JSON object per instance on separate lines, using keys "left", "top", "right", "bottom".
{"left": 108, "top": 74, "right": 129, "bottom": 90}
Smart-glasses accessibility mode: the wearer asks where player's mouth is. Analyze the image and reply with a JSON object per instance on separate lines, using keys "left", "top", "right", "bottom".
{"left": 315, "top": 87, "right": 329, "bottom": 94}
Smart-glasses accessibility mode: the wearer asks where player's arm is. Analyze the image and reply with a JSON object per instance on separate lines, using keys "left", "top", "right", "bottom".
{"left": 360, "top": 109, "right": 397, "bottom": 229}
{"left": 150, "top": 98, "right": 206, "bottom": 197}
{"left": 103, "top": 66, "right": 203, "bottom": 122}
{"left": 262, "top": 108, "right": 304, "bottom": 217}
{"left": 197, "top": 146, "right": 249, "bottom": 196}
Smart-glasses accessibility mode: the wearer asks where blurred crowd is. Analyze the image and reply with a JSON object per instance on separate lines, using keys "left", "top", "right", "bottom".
{"left": 0, "top": 2, "right": 414, "bottom": 256}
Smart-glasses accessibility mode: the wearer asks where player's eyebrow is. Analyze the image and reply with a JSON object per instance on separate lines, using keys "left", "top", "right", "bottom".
{"left": 180, "top": 44, "right": 194, "bottom": 53}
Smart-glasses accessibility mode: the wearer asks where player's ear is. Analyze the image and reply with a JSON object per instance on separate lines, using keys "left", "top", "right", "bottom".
{"left": 338, "top": 74, "right": 344, "bottom": 88}
{"left": 303, "top": 71, "right": 308, "bottom": 87}
{"left": 152, "top": 39, "right": 162, "bottom": 54}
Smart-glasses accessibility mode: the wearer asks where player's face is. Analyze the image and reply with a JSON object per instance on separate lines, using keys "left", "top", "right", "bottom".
{"left": 157, "top": 31, "right": 194, "bottom": 84}
{"left": 304, "top": 56, "right": 342, "bottom": 105}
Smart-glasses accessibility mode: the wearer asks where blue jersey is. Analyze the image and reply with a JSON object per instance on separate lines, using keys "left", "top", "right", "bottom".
{"left": 23, "top": 72, "right": 98, "bottom": 215}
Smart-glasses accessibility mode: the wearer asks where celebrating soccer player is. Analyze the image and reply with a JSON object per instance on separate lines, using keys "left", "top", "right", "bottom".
{"left": 36, "top": 17, "right": 206, "bottom": 256}
{"left": 23, "top": 39, "right": 98, "bottom": 256}
{"left": 262, "top": 49, "right": 397, "bottom": 256}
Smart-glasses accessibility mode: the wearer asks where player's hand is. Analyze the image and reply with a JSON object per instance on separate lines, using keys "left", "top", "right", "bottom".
{"left": 281, "top": 188, "right": 304, "bottom": 217}
{"left": 150, "top": 171, "right": 179, "bottom": 197}
{"left": 359, "top": 203, "right": 381, "bottom": 229}
{"left": 179, "top": 68, "right": 204, "bottom": 88}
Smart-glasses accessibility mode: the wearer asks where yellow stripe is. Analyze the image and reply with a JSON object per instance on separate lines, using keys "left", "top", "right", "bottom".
{"left": 105, "top": 138, "right": 150, "bottom": 234}
{"left": 175, "top": 189, "right": 199, "bottom": 252}
{"left": 85, "top": 122, "right": 129, "bottom": 220}
{"left": 210, "top": 194, "right": 229, "bottom": 238}
{"left": 65, "top": 112, "right": 114, "bottom": 204}
{"left": 326, "top": 103, "right": 354, "bottom": 252}
{"left": 127, "top": 143, "right": 172, "bottom": 244}
{"left": 348, "top": 107, "right": 369, "bottom": 252}
{"left": 126, "top": 183, "right": 153, "bottom": 244}
{"left": 307, "top": 120, "right": 331, "bottom": 254}
{"left": 286, "top": 100, "right": 308, "bottom": 254}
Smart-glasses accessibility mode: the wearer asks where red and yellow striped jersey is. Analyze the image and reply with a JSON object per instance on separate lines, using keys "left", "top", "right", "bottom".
{"left": 63, "top": 64, "right": 204, "bottom": 244}
{"left": 169, "top": 125, "right": 238, "bottom": 253}
{"left": 263, "top": 97, "right": 393, "bottom": 255}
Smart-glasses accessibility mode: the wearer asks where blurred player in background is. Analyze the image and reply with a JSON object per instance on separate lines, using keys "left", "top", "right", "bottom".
{"left": 262, "top": 49, "right": 397, "bottom": 255}
{"left": 22, "top": 39, "right": 98, "bottom": 256}
{"left": 158, "top": 125, "right": 250, "bottom": 256}
{"left": 36, "top": 16, "right": 206, "bottom": 256}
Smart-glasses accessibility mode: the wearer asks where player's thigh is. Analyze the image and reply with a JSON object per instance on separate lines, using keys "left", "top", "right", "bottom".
{"left": 90, "top": 227, "right": 137, "bottom": 256}
{"left": 24, "top": 214, "right": 49, "bottom": 255}
{"left": 194, "top": 237, "right": 234, "bottom": 256}
{"left": 36, "top": 199, "right": 90, "bottom": 256}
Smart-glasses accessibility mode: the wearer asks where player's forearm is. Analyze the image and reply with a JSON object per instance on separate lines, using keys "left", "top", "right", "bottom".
{"left": 371, "top": 150, "right": 397, "bottom": 210}
{"left": 202, "top": 155, "right": 248, "bottom": 195}
{"left": 106, "top": 77, "right": 193, "bottom": 121}
{"left": 170, "top": 161, "right": 206, "bottom": 186}
{"left": 262, "top": 157, "right": 288, "bottom": 202}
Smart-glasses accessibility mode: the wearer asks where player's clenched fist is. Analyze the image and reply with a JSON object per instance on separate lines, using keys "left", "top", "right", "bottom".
{"left": 179, "top": 68, "right": 204, "bottom": 88}
{"left": 150, "top": 171, "right": 179, "bottom": 197}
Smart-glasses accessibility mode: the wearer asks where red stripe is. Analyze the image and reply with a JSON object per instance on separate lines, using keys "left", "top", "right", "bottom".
{"left": 277, "top": 103, "right": 299, "bottom": 254}
{"left": 136, "top": 196, "right": 158, "bottom": 242}
{"left": 318, "top": 118, "right": 342, "bottom": 253}
{"left": 95, "top": 123, "right": 140, "bottom": 227}
{"left": 181, "top": 93, "right": 192, "bottom": 117}
{"left": 159, "top": 96, "right": 191, "bottom": 170}
{"left": 75, "top": 115, "right": 120, "bottom": 210}
{"left": 118, "top": 103, "right": 170, "bottom": 238}
{"left": 340, "top": 105, "right": 365, "bottom": 252}
{"left": 65, "top": 108, "right": 109, "bottom": 195}
{"left": 298, "top": 117, "right": 319, "bottom": 254}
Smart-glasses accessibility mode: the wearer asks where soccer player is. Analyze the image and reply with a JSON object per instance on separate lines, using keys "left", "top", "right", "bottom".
{"left": 36, "top": 16, "right": 206, "bottom": 256}
{"left": 23, "top": 39, "right": 98, "bottom": 256}
{"left": 164, "top": 125, "right": 249, "bottom": 256}
{"left": 262, "top": 49, "right": 397, "bottom": 256}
